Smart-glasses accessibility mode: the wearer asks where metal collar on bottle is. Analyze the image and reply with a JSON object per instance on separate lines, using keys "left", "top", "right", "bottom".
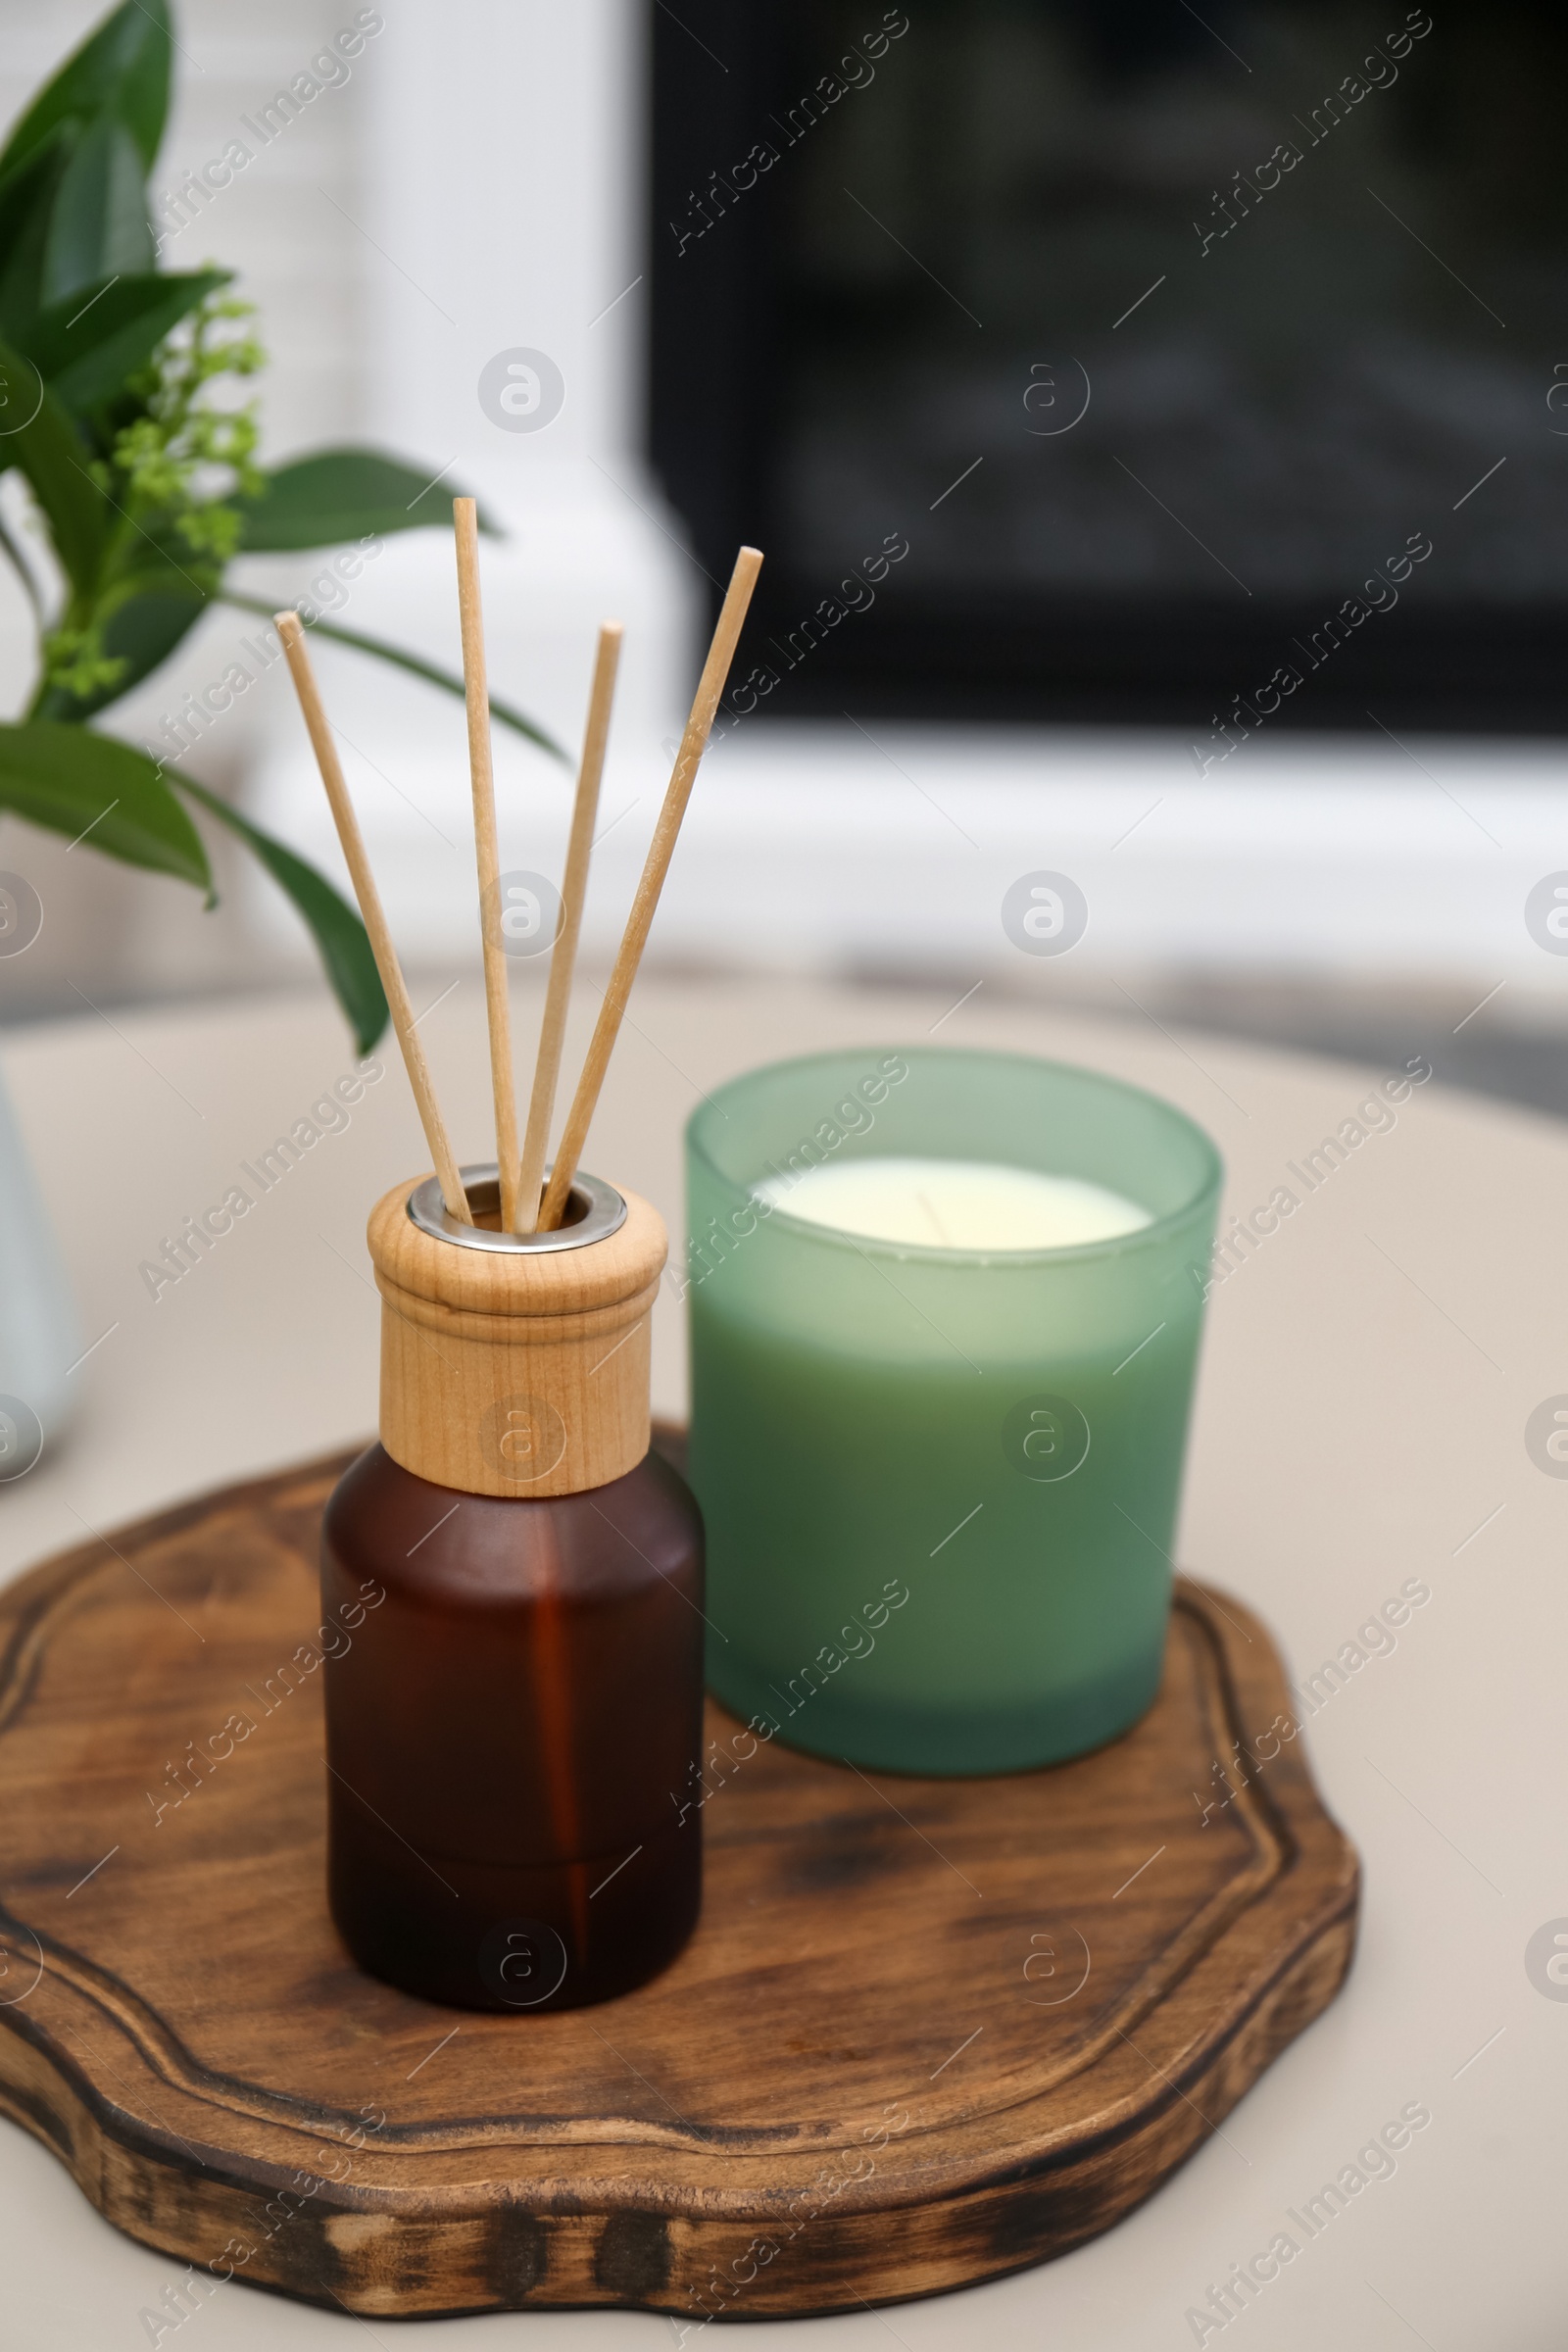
{"left": 406, "top": 1163, "right": 628, "bottom": 1253}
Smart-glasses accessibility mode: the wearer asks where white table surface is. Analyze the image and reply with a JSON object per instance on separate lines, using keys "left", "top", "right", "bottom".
{"left": 0, "top": 977, "right": 1560, "bottom": 2351}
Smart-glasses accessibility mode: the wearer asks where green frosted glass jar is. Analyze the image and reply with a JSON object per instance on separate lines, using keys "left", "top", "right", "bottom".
{"left": 685, "top": 1047, "right": 1222, "bottom": 1775}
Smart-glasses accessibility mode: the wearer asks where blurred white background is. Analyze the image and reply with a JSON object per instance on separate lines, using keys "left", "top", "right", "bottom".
{"left": 2, "top": 0, "right": 1566, "bottom": 1113}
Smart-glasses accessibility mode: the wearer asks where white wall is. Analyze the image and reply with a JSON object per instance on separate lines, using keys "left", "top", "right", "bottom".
{"left": 246, "top": 710, "right": 1568, "bottom": 1020}
{"left": 2, "top": 2, "right": 1565, "bottom": 1024}
{"left": 0, "top": 0, "right": 698, "bottom": 1007}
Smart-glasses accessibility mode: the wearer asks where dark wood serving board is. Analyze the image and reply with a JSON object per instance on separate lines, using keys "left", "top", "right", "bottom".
{"left": 0, "top": 1442, "right": 1357, "bottom": 2322}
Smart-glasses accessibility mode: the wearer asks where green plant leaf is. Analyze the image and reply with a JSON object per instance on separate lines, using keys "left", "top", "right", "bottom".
{"left": 172, "top": 775, "right": 388, "bottom": 1054}
{"left": 0, "top": 138, "right": 68, "bottom": 340}
{"left": 237, "top": 448, "right": 500, "bottom": 550}
{"left": 26, "top": 268, "right": 228, "bottom": 413}
{"left": 218, "top": 591, "right": 569, "bottom": 761}
{"left": 41, "top": 112, "right": 154, "bottom": 306}
{"left": 32, "top": 584, "right": 210, "bottom": 721}
{"left": 0, "top": 331, "right": 108, "bottom": 591}
{"left": 0, "top": 0, "right": 172, "bottom": 183}
{"left": 0, "top": 719, "right": 208, "bottom": 886}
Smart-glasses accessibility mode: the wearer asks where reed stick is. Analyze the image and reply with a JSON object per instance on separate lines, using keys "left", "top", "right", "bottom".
{"left": 537, "top": 547, "right": 762, "bottom": 1231}
{"left": 275, "top": 611, "right": 471, "bottom": 1223}
{"left": 514, "top": 622, "right": 623, "bottom": 1235}
{"left": 453, "top": 498, "right": 521, "bottom": 1229}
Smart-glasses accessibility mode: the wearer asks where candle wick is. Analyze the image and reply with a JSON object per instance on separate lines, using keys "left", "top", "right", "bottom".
{"left": 916, "top": 1190, "right": 951, "bottom": 1246}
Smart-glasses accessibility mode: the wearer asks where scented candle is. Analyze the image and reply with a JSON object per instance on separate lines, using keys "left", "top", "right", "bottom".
{"left": 686, "top": 1048, "right": 1222, "bottom": 1775}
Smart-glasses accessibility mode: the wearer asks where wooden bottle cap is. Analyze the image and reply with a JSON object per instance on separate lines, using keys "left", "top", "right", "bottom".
{"left": 367, "top": 1164, "right": 666, "bottom": 1498}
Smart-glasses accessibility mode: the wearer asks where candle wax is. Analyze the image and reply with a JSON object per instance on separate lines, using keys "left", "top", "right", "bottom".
{"left": 754, "top": 1155, "right": 1152, "bottom": 1251}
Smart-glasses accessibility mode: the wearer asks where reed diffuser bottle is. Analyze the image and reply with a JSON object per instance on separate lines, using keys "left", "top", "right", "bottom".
{"left": 320, "top": 1165, "right": 705, "bottom": 2012}
{"left": 275, "top": 514, "right": 760, "bottom": 2015}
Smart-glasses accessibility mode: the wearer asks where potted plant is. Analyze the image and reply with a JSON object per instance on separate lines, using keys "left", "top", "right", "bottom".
{"left": 0, "top": 0, "right": 561, "bottom": 1466}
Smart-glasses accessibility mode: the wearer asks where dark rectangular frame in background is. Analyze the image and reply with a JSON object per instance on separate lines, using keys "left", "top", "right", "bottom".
{"left": 649, "top": 0, "right": 1568, "bottom": 736}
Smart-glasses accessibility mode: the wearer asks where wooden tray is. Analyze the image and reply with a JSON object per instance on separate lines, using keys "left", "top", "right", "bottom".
{"left": 0, "top": 1442, "right": 1357, "bottom": 2323}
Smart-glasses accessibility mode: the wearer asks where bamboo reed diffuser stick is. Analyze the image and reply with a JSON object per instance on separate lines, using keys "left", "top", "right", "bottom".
{"left": 514, "top": 622, "right": 623, "bottom": 1235}
{"left": 453, "top": 497, "right": 522, "bottom": 1229}
{"left": 537, "top": 546, "right": 762, "bottom": 1231}
{"left": 275, "top": 611, "right": 472, "bottom": 1223}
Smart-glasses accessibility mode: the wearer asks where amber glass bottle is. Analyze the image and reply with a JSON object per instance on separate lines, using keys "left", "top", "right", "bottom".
{"left": 320, "top": 1165, "right": 704, "bottom": 2012}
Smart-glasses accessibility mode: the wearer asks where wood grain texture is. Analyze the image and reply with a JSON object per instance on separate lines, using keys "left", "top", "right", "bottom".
{"left": 453, "top": 496, "right": 521, "bottom": 1231}
{"left": 368, "top": 1178, "right": 665, "bottom": 1496}
{"left": 0, "top": 1440, "right": 1358, "bottom": 2322}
